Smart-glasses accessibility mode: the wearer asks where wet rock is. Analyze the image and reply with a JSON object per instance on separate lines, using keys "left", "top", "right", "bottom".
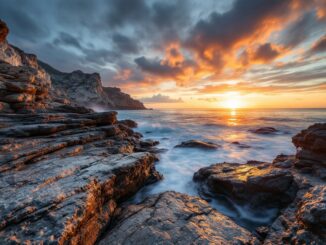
{"left": 0, "top": 111, "right": 162, "bottom": 244}
{"left": 193, "top": 161, "right": 298, "bottom": 210}
{"left": 249, "top": 127, "right": 278, "bottom": 135}
{"left": 231, "top": 141, "right": 251, "bottom": 148}
{"left": 265, "top": 186, "right": 326, "bottom": 244}
{"left": 175, "top": 140, "right": 220, "bottom": 150}
{"left": 293, "top": 123, "right": 326, "bottom": 179}
{"left": 99, "top": 191, "right": 259, "bottom": 245}
{"left": 119, "top": 119, "right": 137, "bottom": 128}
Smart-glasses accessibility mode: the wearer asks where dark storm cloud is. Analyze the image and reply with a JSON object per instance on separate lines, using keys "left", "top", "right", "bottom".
{"left": 280, "top": 11, "right": 326, "bottom": 48}
{"left": 53, "top": 32, "right": 82, "bottom": 49}
{"left": 310, "top": 35, "right": 326, "bottom": 54}
{"left": 135, "top": 57, "right": 182, "bottom": 77}
{"left": 186, "top": 0, "right": 290, "bottom": 51}
{"left": 253, "top": 43, "right": 280, "bottom": 62}
{"left": 112, "top": 33, "right": 139, "bottom": 53}
{"left": 0, "top": 3, "right": 48, "bottom": 41}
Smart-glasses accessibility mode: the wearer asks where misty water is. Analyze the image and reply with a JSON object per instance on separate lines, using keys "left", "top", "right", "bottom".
{"left": 116, "top": 108, "right": 326, "bottom": 230}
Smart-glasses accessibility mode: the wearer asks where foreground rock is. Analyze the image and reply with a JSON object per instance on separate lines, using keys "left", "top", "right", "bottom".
{"left": 0, "top": 112, "right": 161, "bottom": 244}
{"left": 194, "top": 123, "right": 326, "bottom": 244}
{"left": 175, "top": 140, "right": 220, "bottom": 150}
{"left": 99, "top": 191, "right": 259, "bottom": 245}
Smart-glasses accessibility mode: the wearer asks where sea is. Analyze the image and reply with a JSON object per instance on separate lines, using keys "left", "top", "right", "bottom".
{"left": 115, "top": 108, "right": 326, "bottom": 230}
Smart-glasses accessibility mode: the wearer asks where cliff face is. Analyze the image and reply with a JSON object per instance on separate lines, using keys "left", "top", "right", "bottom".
{"left": 40, "top": 61, "right": 146, "bottom": 110}
{"left": 103, "top": 87, "right": 146, "bottom": 110}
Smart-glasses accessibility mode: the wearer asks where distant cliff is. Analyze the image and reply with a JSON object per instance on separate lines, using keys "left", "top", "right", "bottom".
{"left": 39, "top": 61, "right": 146, "bottom": 110}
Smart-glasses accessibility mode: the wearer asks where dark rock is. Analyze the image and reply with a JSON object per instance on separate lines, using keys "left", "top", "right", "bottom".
{"left": 231, "top": 141, "right": 251, "bottom": 148}
{"left": 249, "top": 127, "right": 278, "bottom": 135}
{"left": 175, "top": 140, "right": 220, "bottom": 150}
{"left": 119, "top": 119, "right": 137, "bottom": 128}
{"left": 193, "top": 161, "right": 298, "bottom": 210}
{"left": 140, "top": 139, "right": 159, "bottom": 147}
{"left": 98, "top": 192, "right": 259, "bottom": 245}
{"left": 265, "top": 186, "right": 326, "bottom": 244}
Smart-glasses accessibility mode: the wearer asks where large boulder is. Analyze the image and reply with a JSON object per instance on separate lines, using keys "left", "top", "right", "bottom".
{"left": 99, "top": 191, "right": 259, "bottom": 245}
{"left": 193, "top": 161, "right": 298, "bottom": 210}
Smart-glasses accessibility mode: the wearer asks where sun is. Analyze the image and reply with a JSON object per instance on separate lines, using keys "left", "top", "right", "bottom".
{"left": 221, "top": 92, "right": 243, "bottom": 109}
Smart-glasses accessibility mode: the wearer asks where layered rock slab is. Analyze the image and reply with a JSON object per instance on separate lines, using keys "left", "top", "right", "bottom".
{"left": 99, "top": 191, "right": 259, "bottom": 245}
{"left": 0, "top": 112, "right": 161, "bottom": 244}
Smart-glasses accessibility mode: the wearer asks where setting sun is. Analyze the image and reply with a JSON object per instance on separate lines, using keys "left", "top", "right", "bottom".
{"left": 221, "top": 92, "right": 243, "bottom": 109}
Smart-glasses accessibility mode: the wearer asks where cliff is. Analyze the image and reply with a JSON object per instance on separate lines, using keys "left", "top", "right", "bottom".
{"left": 39, "top": 61, "right": 146, "bottom": 110}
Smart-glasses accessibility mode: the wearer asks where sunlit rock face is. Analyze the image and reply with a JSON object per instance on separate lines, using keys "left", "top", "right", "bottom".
{"left": 99, "top": 191, "right": 259, "bottom": 245}
{"left": 293, "top": 123, "right": 326, "bottom": 179}
{"left": 193, "top": 161, "right": 298, "bottom": 210}
{"left": 0, "top": 112, "right": 161, "bottom": 244}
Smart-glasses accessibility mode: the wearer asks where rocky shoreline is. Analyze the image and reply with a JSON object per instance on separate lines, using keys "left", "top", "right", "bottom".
{"left": 0, "top": 20, "right": 325, "bottom": 244}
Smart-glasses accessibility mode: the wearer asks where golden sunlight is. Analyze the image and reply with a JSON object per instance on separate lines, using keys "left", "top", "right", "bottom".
{"left": 221, "top": 92, "right": 243, "bottom": 109}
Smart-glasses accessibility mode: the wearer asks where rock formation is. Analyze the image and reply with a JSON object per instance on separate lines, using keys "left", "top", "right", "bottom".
{"left": 99, "top": 191, "right": 259, "bottom": 244}
{"left": 0, "top": 112, "right": 161, "bottom": 244}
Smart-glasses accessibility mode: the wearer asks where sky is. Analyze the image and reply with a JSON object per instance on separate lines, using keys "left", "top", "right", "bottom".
{"left": 0, "top": 0, "right": 325, "bottom": 108}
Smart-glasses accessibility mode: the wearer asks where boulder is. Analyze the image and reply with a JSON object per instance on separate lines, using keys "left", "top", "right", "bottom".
{"left": 98, "top": 191, "right": 259, "bottom": 245}
{"left": 249, "top": 127, "right": 278, "bottom": 135}
{"left": 193, "top": 161, "right": 298, "bottom": 210}
{"left": 175, "top": 140, "right": 220, "bottom": 150}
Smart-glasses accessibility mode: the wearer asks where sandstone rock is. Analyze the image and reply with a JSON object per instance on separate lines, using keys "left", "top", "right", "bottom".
{"left": 0, "top": 111, "right": 162, "bottom": 244}
{"left": 249, "top": 127, "right": 278, "bottom": 135}
{"left": 175, "top": 140, "right": 220, "bottom": 150}
{"left": 99, "top": 191, "right": 259, "bottom": 245}
{"left": 193, "top": 161, "right": 298, "bottom": 210}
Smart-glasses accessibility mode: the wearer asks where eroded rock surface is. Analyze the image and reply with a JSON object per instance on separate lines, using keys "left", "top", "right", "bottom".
{"left": 175, "top": 140, "right": 220, "bottom": 150}
{"left": 0, "top": 112, "right": 161, "bottom": 244}
{"left": 293, "top": 123, "right": 326, "bottom": 179}
{"left": 99, "top": 191, "right": 259, "bottom": 245}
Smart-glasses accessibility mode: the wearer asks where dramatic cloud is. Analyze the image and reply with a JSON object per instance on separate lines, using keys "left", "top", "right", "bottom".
{"left": 0, "top": 0, "right": 325, "bottom": 106}
{"left": 141, "top": 94, "right": 183, "bottom": 103}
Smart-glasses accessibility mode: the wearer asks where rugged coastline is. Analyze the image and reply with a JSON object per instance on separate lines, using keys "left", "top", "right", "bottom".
{"left": 1, "top": 20, "right": 325, "bottom": 244}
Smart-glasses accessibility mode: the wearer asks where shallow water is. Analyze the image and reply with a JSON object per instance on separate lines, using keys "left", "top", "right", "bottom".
{"left": 116, "top": 108, "right": 326, "bottom": 230}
